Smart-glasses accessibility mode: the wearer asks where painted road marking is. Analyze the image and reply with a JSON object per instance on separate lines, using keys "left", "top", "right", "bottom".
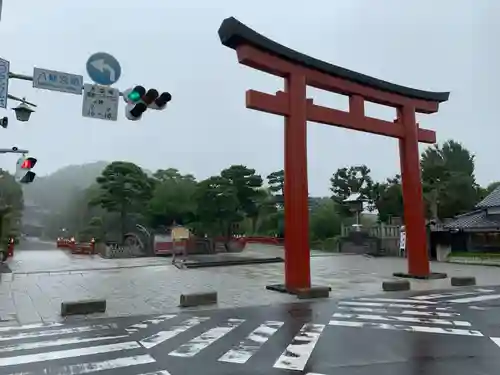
{"left": 412, "top": 289, "right": 494, "bottom": 301}
{"left": 0, "top": 341, "right": 140, "bottom": 367}
{"left": 0, "top": 324, "right": 117, "bottom": 342}
{"left": 219, "top": 321, "right": 284, "bottom": 364}
{"left": 339, "top": 301, "right": 451, "bottom": 310}
{"left": 0, "top": 334, "right": 129, "bottom": 353}
{"left": 4, "top": 355, "right": 157, "bottom": 375}
{"left": 127, "top": 314, "right": 177, "bottom": 334}
{"left": 140, "top": 317, "right": 210, "bottom": 349}
{"left": 490, "top": 337, "right": 500, "bottom": 348}
{"left": 447, "top": 294, "right": 500, "bottom": 304}
{"left": 332, "top": 313, "right": 471, "bottom": 327}
{"left": 273, "top": 323, "right": 325, "bottom": 371}
{"left": 329, "top": 320, "right": 483, "bottom": 336}
{"left": 136, "top": 371, "right": 172, "bottom": 375}
{"left": 0, "top": 322, "right": 63, "bottom": 333}
{"left": 338, "top": 306, "right": 460, "bottom": 317}
{"left": 358, "top": 298, "right": 437, "bottom": 304}
{"left": 469, "top": 306, "right": 489, "bottom": 310}
{"left": 169, "top": 319, "right": 245, "bottom": 357}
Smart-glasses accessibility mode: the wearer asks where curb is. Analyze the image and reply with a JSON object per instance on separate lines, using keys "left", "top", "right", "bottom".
{"left": 451, "top": 276, "right": 476, "bottom": 287}
{"left": 180, "top": 292, "right": 218, "bottom": 308}
{"left": 382, "top": 280, "right": 410, "bottom": 292}
{"left": 61, "top": 299, "right": 106, "bottom": 316}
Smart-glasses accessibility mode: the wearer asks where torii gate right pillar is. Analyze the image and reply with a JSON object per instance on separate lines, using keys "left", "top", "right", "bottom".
{"left": 397, "top": 105, "right": 431, "bottom": 276}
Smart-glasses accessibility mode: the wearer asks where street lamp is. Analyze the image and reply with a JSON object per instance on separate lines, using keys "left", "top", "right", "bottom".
{"left": 13, "top": 102, "right": 35, "bottom": 122}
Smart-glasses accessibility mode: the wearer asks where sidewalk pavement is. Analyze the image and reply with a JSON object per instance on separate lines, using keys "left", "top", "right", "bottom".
{"left": 1, "top": 244, "right": 499, "bottom": 326}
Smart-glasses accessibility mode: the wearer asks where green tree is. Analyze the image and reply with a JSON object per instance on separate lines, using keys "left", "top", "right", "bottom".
{"left": 330, "top": 165, "right": 375, "bottom": 217}
{"left": 486, "top": 181, "right": 500, "bottom": 195}
{"left": 309, "top": 199, "right": 341, "bottom": 241}
{"left": 148, "top": 169, "right": 197, "bottom": 228}
{"left": 421, "top": 140, "right": 479, "bottom": 219}
{"left": 247, "top": 188, "right": 278, "bottom": 234}
{"left": 194, "top": 176, "right": 242, "bottom": 237}
{"left": 153, "top": 168, "right": 196, "bottom": 183}
{"left": 267, "top": 170, "right": 284, "bottom": 206}
{"left": 0, "top": 170, "right": 23, "bottom": 240}
{"left": 220, "top": 165, "right": 263, "bottom": 221}
{"left": 90, "top": 161, "right": 153, "bottom": 243}
{"left": 372, "top": 175, "right": 404, "bottom": 223}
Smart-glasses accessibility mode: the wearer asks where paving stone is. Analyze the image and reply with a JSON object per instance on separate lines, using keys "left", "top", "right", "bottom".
{"left": 3, "top": 245, "right": 500, "bottom": 323}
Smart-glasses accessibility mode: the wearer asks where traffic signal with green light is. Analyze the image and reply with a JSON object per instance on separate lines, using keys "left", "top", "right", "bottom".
{"left": 123, "top": 85, "right": 172, "bottom": 121}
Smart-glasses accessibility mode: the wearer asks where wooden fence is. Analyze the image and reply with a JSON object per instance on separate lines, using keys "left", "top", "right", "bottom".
{"left": 341, "top": 223, "right": 401, "bottom": 255}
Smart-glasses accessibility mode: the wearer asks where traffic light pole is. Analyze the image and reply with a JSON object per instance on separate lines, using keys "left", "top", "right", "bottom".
{"left": 9, "top": 71, "right": 127, "bottom": 98}
{"left": 6, "top": 73, "right": 37, "bottom": 107}
{"left": 0, "top": 148, "right": 28, "bottom": 154}
{"left": 8, "top": 70, "right": 172, "bottom": 122}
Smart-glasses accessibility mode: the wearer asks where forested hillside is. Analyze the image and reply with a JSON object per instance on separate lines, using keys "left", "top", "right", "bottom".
{"left": 23, "top": 161, "right": 109, "bottom": 212}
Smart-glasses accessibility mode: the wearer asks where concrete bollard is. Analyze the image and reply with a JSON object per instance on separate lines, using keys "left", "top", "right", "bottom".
{"left": 296, "top": 286, "right": 331, "bottom": 300}
{"left": 382, "top": 279, "right": 410, "bottom": 292}
{"left": 61, "top": 299, "right": 106, "bottom": 316}
{"left": 451, "top": 276, "right": 476, "bottom": 287}
{"left": 180, "top": 291, "right": 218, "bottom": 308}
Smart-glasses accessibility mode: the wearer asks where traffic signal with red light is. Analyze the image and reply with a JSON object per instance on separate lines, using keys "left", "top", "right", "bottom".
{"left": 15, "top": 156, "right": 37, "bottom": 184}
{"left": 123, "top": 86, "right": 172, "bottom": 121}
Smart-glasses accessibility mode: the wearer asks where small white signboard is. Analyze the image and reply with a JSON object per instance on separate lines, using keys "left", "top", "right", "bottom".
{"left": 33, "top": 67, "right": 83, "bottom": 95}
{"left": 82, "top": 84, "right": 119, "bottom": 121}
{"left": 0, "top": 58, "right": 9, "bottom": 109}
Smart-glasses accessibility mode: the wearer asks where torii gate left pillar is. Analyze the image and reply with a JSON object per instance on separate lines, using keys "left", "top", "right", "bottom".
{"left": 218, "top": 18, "right": 450, "bottom": 293}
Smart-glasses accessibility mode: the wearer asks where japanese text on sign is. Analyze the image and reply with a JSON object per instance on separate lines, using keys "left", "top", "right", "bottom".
{"left": 33, "top": 67, "right": 83, "bottom": 95}
{"left": 82, "top": 84, "right": 119, "bottom": 121}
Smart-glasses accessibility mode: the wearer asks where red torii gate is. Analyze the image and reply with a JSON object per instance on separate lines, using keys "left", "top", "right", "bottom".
{"left": 218, "top": 18, "right": 450, "bottom": 293}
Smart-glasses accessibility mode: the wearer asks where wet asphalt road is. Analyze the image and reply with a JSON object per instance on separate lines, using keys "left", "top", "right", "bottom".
{"left": 1, "top": 286, "right": 500, "bottom": 374}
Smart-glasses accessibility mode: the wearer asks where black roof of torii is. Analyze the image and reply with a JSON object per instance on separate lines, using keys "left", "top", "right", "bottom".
{"left": 218, "top": 17, "right": 450, "bottom": 104}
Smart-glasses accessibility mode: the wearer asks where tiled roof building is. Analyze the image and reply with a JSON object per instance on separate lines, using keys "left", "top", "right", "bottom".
{"left": 443, "top": 186, "right": 500, "bottom": 253}
{"left": 445, "top": 186, "right": 500, "bottom": 232}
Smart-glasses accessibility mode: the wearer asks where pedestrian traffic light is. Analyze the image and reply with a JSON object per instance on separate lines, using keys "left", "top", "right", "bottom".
{"left": 0, "top": 117, "right": 8, "bottom": 129}
{"left": 15, "top": 156, "right": 37, "bottom": 184}
{"left": 123, "top": 86, "right": 172, "bottom": 121}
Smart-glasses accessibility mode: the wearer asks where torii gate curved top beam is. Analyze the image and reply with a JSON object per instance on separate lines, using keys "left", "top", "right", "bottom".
{"left": 219, "top": 17, "right": 449, "bottom": 110}
{"left": 218, "top": 17, "right": 450, "bottom": 292}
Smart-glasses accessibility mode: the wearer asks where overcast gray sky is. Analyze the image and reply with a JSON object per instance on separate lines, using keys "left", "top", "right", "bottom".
{"left": 0, "top": 0, "right": 497, "bottom": 196}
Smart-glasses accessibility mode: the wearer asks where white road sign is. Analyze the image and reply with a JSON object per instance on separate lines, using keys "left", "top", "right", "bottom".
{"left": 0, "top": 58, "right": 9, "bottom": 109}
{"left": 82, "top": 84, "right": 119, "bottom": 121}
{"left": 33, "top": 67, "right": 83, "bottom": 95}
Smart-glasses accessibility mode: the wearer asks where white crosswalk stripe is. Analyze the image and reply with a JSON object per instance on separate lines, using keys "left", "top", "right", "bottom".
{"left": 410, "top": 289, "right": 495, "bottom": 301}
{"left": 337, "top": 306, "right": 460, "bottom": 317}
{"left": 338, "top": 301, "right": 452, "bottom": 310}
{"left": 0, "top": 322, "right": 167, "bottom": 375}
{"left": 332, "top": 297, "right": 483, "bottom": 337}
{"left": 140, "top": 317, "right": 210, "bottom": 349}
{"left": 169, "top": 318, "right": 245, "bottom": 357}
{"left": 447, "top": 294, "right": 500, "bottom": 304}
{"left": 273, "top": 323, "right": 324, "bottom": 371}
{"left": 218, "top": 321, "right": 284, "bottom": 364}
{"left": 126, "top": 315, "right": 177, "bottom": 335}
{"left": 0, "top": 314, "right": 329, "bottom": 373}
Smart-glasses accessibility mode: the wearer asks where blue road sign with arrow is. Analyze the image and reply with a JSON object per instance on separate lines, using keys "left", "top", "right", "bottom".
{"left": 86, "top": 52, "right": 121, "bottom": 86}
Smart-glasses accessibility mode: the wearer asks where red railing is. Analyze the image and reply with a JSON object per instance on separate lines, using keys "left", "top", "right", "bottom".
{"left": 57, "top": 239, "right": 95, "bottom": 254}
